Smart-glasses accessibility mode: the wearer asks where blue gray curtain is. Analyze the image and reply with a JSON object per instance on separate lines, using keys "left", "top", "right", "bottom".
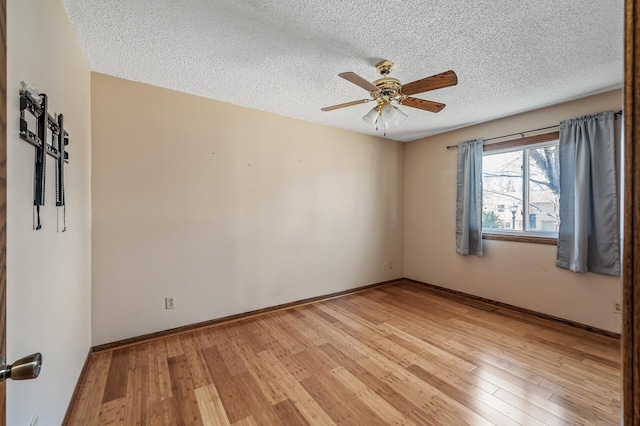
{"left": 556, "top": 111, "right": 620, "bottom": 276}
{"left": 456, "top": 139, "right": 484, "bottom": 256}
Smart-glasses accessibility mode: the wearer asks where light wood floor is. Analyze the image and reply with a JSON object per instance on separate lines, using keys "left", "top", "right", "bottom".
{"left": 66, "top": 281, "right": 621, "bottom": 425}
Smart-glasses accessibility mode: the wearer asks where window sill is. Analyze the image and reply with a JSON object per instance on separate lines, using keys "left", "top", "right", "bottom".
{"left": 482, "top": 233, "right": 558, "bottom": 245}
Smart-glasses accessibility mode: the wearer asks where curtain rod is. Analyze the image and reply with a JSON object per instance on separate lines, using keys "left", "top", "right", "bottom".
{"left": 446, "top": 110, "right": 623, "bottom": 150}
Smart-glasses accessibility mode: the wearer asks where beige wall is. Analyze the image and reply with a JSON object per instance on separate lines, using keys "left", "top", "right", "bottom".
{"left": 7, "top": 0, "right": 93, "bottom": 424}
{"left": 404, "top": 90, "right": 623, "bottom": 333}
{"left": 90, "top": 73, "right": 404, "bottom": 345}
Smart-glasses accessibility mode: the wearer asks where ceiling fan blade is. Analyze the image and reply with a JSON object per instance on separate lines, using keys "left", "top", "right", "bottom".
{"left": 401, "top": 97, "right": 446, "bottom": 113}
{"left": 321, "top": 99, "right": 372, "bottom": 112}
{"left": 400, "top": 70, "right": 458, "bottom": 96}
{"left": 339, "top": 72, "right": 381, "bottom": 92}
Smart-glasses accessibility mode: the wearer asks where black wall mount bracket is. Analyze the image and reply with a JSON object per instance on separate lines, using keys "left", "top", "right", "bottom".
{"left": 19, "top": 84, "right": 70, "bottom": 231}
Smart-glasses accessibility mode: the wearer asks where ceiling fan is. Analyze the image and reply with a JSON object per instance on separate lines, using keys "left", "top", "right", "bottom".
{"left": 322, "top": 60, "right": 458, "bottom": 133}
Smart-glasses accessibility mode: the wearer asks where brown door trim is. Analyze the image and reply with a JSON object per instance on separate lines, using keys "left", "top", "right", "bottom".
{"left": 624, "top": 0, "right": 640, "bottom": 423}
{"left": 0, "top": 0, "right": 7, "bottom": 423}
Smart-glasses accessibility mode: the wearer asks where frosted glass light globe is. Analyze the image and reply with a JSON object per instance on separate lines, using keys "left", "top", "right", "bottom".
{"left": 380, "top": 103, "right": 398, "bottom": 122}
{"left": 362, "top": 107, "right": 379, "bottom": 125}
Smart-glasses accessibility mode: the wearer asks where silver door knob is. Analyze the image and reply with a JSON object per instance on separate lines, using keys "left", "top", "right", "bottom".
{"left": 0, "top": 353, "right": 42, "bottom": 382}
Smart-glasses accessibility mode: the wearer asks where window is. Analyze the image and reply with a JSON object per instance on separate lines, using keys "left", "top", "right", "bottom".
{"left": 481, "top": 133, "right": 559, "bottom": 240}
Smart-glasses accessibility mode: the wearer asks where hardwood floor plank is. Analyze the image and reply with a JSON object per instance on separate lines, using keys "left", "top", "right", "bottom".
{"left": 254, "top": 350, "right": 336, "bottom": 425}
{"left": 581, "top": 379, "right": 621, "bottom": 402}
{"left": 329, "top": 366, "right": 413, "bottom": 425}
{"left": 292, "top": 347, "right": 340, "bottom": 377}
{"left": 298, "top": 343, "right": 435, "bottom": 422}
{"left": 234, "top": 322, "right": 268, "bottom": 354}
{"left": 493, "top": 388, "right": 570, "bottom": 426}
{"left": 407, "top": 363, "right": 521, "bottom": 426}
{"left": 404, "top": 397, "right": 468, "bottom": 426}
{"left": 274, "top": 353, "right": 312, "bottom": 382}
{"left": 354, "top": 352, "right": 482, "bottom": 424}
{"left": 144, "top": 400, "right": 167, "bottom": 426}
{"left": 471, "top": 366, "right": 555, "bottom": 399}
{"left": 386, "top": 334, "right": 499, "bottom": 395}
{"left": 289, "top": 307, "right": 306, "bottom": 319}
{"left": 97, "top": 397, "right": 127, "bottom": 424}
{"left": 167, "top": 354, "right": 205, "bottom": 425}
{"left": 201, "top": 345, "right": 233, "bottom": 382}
{"left": 102, "top": 348, "right": 131, "bottom": 403}
{"left": 284, "top": 315, "right": 328, "bottom": 346}
{"left": 300, "top": 304, "right": 339, "bottom": 324}
{"left": 66, "top": 352, "right": 112, "bottom": 425}
{"left": 180, "top": 333, "right": 213, "bottom": 389}
{"left": 549, "top": 389, "right": 619, "bottom": 425}
{"left": 219, "top": 370, "right": 283, "bottom": 424}
{"left": 165, "top": 335, "right": 185, "bottom": 357}
{"left": 273, "top": 399, "right": 310, "bottom": 426}
{"left": 489, "top": 387, "right": 593, "bottom": 426}
{"left": 250, "top": 317, "right": 304, "bottom": 358}
{"left": 212, "top": 374, "right": 253, "bottom": 423}
{"left": 554, "top": 362, "right": 619, "bottom": 392}
{"left": 445, "top": 337, "right": 545, "bottom": 384}
{"left": 573, "top": 342, "right": 621, "bottom": 362}
{"left": 150, "top": 340, "right": 173, "bottom": 402}
{"left": 158, "top": 397, "right": 181, "bottom": 425}
{"left": 195, "top": 384, "right": 231, "bottom": 426}
{"left": 213, "top": 329, "right": 250, "bottom": 376}
{"left": 313, "top": 302, "right": 370, "bottom": 332}
{"left": 124, "top": 361, "right": 146, "bottom": 424}
{"left": 315, "top": 342, "right": 457, "bottom": 424}
{"left": 540, "top": 375, "right": 618, "bottom": 408}
{"left": 330, "top": 297, "right": 386, "bottom": 325}
{"left": 380, "top": 323, "right": 477, "bottom": 372}
{"left": 230, "top": 340, "right": 289, "bottom": 405}
{"left": 231, "top": 416, "right": 257, "bottom": 426}
{"left": 66, "top": 280, "right": 621, "bottom": 425}
{"left": 299, "top": 375, "right": 389, "bottom": 425}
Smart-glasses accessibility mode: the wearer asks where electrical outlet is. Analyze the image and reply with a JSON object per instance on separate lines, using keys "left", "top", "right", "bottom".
{"left": 388, "top": 261, "right": 393, "bottom": 270}
{"left": 613, "top": 302, "right": 622, "bottom": 314}
{"left": 382, "top": 262, "right": 388, "bottom": 270}
{"left": 30, "top": 414, "right": 38, "bottom": 426}
{"left": 165, "top": 297, "right": 175, "bottom": 310}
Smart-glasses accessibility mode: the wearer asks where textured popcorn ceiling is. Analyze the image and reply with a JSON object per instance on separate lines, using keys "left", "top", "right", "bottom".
{"left": 63, "top": 0, "right": 624, "bottom": 142}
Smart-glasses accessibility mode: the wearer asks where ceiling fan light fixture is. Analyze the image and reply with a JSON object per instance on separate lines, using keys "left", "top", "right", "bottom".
{"left": 362, "top": 106, "right": 379, "bottom": 125}
{"left": 393, "top": 106, "right": 408, "bottom": 126}
{"left": 380, "top": 103, "right": 398, "bottom": 122}
{"left": 363, "top": 103, "right": 408, "bottom": 133}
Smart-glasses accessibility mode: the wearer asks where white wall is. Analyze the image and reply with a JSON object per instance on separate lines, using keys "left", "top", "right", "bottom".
{"left": 404, "top": 90, "right": 623, "bottom": 333}
{"left": 6, "top": 0, "right": 92, "bottom": 425}
{"left": 90, "top": 74, "right": 404, "bottom": 345}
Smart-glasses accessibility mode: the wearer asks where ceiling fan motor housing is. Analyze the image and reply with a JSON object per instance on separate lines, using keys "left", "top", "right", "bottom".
{"left": 371, "top": 61, "right": 404, "bottom": 104}
{"left": 372, "top": 77, "right": 403, "bottom": 105}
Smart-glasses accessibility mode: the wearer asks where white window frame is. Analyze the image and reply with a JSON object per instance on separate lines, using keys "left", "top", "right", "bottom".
{"left": 482, "top": 139, "right": 559, "bottom": 240}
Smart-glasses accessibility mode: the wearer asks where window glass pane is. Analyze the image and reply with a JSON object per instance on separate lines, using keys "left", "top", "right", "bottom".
{"left": 482, "top": 151, "right": 523, "bottom": 230}
{"left": 528, "top": 145, "right": 559, "bottom": 232}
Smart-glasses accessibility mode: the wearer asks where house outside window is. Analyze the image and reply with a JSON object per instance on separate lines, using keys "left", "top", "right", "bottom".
{"left": 481, "top": 133, "right": 559, "bottom": 240}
